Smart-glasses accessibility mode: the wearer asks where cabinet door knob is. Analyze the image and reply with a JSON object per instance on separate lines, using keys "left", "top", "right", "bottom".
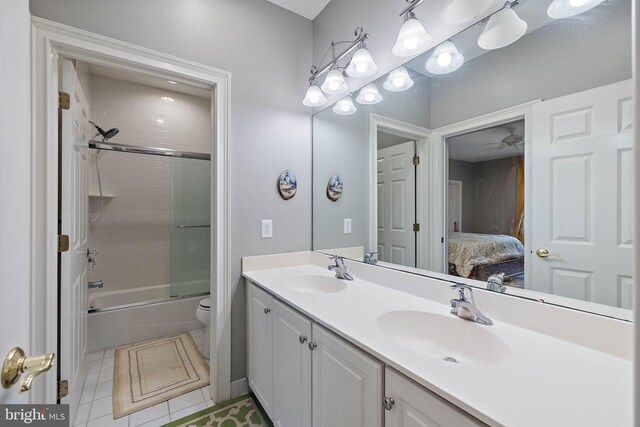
{"left": 383, "top": 397, "right": 395, "bottom": 411}
{"left": 299, "top": 335, "right": 308, "bottom": 344}
{"left": 264, "top": 308, "right": 271, "bottom": 314}
{"left": 308, "top": 342, "right": 317, "bottom": 351}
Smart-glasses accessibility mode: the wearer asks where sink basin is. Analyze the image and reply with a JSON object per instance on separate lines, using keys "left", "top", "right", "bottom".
{"left": 282, "top": 275, "right": 347, "bottom": 294}
{"left": 377, "top": 310, "right": 511, "bottom": 365}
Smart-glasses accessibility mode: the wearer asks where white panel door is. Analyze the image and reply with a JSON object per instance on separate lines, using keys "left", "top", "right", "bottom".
{"left": 246, "top": 283, "right": 274, "bottom": 417}
{"left": 377, "top": 141, "right": 416, "bottom": 267}
{"left": 531, "top": 80, "right": 633, "bottom": 307}
{"left": 448, "top": 180, "right": 462, "bottom": 233}
{"left": 272, "top": 300, "right": 312, "bottom": 427}
{"left": 59, "top": 59, "right": 91, "bottom": 419}
{"left": 0, "top": 0, "right": 34, "bottom": 405}
{"left": 311, "top": 324, "right": 383, "bottom": 427}
{"left": 384, "top": 368, "right": 485, "bottom": 427}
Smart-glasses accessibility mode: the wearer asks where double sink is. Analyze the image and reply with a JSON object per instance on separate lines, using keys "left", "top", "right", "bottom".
{"left": 281, "top": 274, "right": 511, "bottom": 366}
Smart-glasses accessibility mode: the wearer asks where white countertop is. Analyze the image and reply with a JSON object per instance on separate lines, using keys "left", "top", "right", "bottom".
{"left": 242, "top": 252, "right": 632, "bottom": 427}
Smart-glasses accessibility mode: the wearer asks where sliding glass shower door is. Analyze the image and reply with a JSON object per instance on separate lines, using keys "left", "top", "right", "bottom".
{"left": 170, "top": 157, "right": 211, "bottom": 297}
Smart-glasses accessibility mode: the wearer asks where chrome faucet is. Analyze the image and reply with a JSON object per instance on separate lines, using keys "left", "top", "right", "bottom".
{"left": 363, "top": 252, "right": 378, "bottom": 265}
{"left": 487, "top": 273, "right": 506, "bottom": 293}
{"left": 328, "top": 255, "right": 354, "bottom": 281}
{"left": 88, "top": 280, "right": 103, "bottom": 289}
{"left": 450, "top": 284, "right": 493, "bottom": 326}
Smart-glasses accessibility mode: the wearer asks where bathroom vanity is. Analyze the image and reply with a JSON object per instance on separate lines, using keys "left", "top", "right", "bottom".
{"left": 243, "top": 251, "right": 632, "bottom": 427}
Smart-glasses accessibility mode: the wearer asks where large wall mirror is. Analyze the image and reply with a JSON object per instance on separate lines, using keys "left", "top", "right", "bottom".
{"left": 312, "top": 0, "right": 633, "bottom": 320}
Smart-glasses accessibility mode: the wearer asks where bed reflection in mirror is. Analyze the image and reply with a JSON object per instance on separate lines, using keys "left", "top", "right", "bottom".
{"left": 312, "top": 0, "right": 633, "bottom": 318}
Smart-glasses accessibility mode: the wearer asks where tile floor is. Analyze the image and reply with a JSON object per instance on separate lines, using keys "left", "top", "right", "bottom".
{"left": 73, "top": 328, "right": 211, "bottom": 427}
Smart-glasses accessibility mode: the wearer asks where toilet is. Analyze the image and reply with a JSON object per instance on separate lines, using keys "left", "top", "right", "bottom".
{"left": 195, "top": 297, "right": 211, "bottom": 359}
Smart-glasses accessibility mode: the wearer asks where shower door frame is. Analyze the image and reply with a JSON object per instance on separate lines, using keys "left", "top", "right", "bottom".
{"left": 31, "top": 18, "right": 232, "bottom": 404}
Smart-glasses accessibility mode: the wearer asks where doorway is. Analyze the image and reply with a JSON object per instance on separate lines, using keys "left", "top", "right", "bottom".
{"left": 32, "top": 20, "right": 231, "bottom": 413}
{"left": 445, "top": 120, "right": 526, "bottom": 288}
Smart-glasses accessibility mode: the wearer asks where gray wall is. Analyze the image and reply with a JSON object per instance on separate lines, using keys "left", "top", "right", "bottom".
{"left": 30, "top": 0, "right": 313, "bottom": 382}
{"left": 430, "top": 1, "right": 632, "bottom": 127}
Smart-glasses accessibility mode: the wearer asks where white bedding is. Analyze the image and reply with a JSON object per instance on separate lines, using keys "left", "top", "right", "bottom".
{"left": 448, "top": 232, "right": 524, "bottom": 278}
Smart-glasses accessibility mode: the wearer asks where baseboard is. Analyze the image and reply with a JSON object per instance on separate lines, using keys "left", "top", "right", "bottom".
{"left": 230, "top": 377, "right": 249, "bottom": 398}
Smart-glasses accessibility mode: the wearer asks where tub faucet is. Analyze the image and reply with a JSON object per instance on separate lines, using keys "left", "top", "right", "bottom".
{"left": 450, "top": 284, "right": 493, "bottom": 326}
{"left": 88, "top": 280, "right": 103, "bottom": 289}
{"left": 328, "top": 256, "right": 353, "bottom": 281}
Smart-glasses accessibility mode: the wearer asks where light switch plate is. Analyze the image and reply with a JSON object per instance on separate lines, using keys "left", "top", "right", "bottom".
{"left": 344, "top": 218, "right": 352, "bottom": 234}
{"left": 261, "top": 220, "right": 273, "bottom": 238}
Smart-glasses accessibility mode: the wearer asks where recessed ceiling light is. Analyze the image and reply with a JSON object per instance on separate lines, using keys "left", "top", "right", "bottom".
{"left": 161, "top": 96, "right": 175, "bottom": 102}
{"left": 167, "top": 80, "right": 177, "bottom": 85}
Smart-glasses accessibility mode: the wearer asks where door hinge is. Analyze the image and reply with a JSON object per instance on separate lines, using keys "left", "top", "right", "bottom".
{"left": 58, "top": 91, "right": 70, "bottom": 110}
{"left": 58, "top": 235, "right": 70, "bottom": 252}
{"left": 57, "top": 380, "right": 68, "bottom": 399}
{"left": 413, "top": 155, "right": 420, "bottom": 166}
{"left": 413, "top": 223, "right": 420, "bottom": 232}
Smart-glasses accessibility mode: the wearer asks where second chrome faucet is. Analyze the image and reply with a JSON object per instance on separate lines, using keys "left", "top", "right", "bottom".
{"left": 450, "top": 283, "right": 493, "bottom": 326}
{"left": 328, "top": 255, "right": 354, "bottom": 281}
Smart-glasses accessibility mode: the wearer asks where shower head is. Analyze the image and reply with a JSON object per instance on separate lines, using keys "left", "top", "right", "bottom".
{"left": 89, "top": 121, "right": 119, "bottom": 141}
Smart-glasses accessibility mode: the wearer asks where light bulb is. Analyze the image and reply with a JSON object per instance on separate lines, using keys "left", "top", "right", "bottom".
{"left": 340, "top": 103, "right": 350, "bottom": 112}
{"left": 321, "top": 69, "right": 349, "bottom": 95}
{"left": 328, "top": 81, "right": 340, "bottom": 91}
{"left": 309, "top": 95, "right": 319, "bottom": 103}
{"left": 383, "top": 67, "right": 413, "bottom": 92}
{"left": 403, "top": 36, "right": 419, "bottom": 51}
{"left": 393, "top": 77, "right": 405, "bottom": 88}
{"left": 355, "top": 62, "right": 369, "bottom": 73}
{"left": 333, "top": 96, "right": 357, "bottom": 115}
{"left": 437, "top": 52, "right": 453, "bottom": 67}
{"left": 364, "top": 93, "right": 375, "bottom": 102}
{"left": 569, "top": 0, "right": 589, "bottom": 6}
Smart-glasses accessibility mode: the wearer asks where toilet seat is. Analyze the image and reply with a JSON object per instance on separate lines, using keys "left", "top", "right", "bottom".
{"left": 198, "top": 297, "right": 211, "bottom": 310}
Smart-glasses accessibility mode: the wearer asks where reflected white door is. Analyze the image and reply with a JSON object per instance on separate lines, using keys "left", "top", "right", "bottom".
{"left": 531, "top": 79, "right": 633, "bottom": 307}
{"left": 59, "top": 59, "right": 90, "bottom": 418}
{"left": 448, "top": 180, "right": 462, "bottom": 232}
{"left": 377, "top": 141, "right": 416, "bottom": 267}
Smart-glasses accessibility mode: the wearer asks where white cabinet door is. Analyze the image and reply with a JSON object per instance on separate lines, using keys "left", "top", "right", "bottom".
{"left": 272, "top": 300, "right": 312, "bottom": 427}
{"left": 385, "top": 368, "right": 486, "bottom": 427}
{"left": 247, "top": 283, "right": 274, "bottom": 417}
{"left": 312, "top": 324, "right": 383, "bottom": 427}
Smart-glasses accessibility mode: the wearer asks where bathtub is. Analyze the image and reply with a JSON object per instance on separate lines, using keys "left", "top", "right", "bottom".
{"left": 87, "top": 285, "right": 208, "bottom": 352}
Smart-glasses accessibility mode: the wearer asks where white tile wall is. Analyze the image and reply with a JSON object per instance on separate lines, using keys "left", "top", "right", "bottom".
{"left": 87, "top": 75, "right": 211, "bottom": 295}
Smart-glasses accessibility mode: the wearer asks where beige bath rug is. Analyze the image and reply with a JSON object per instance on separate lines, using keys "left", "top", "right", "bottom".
{"left": 112, "top": 332, "right": 209, "bottom": 419}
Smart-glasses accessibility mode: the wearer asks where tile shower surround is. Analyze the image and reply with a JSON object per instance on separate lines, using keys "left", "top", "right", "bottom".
{"left": 87, "top": 75, "right": 211, "bottom": 296}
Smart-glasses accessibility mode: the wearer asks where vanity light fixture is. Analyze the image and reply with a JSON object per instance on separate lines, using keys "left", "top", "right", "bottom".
{"left": 392, "top": 0, "right": 433, "bottom": 57}
{"left": 478, "top": 1, "right": 528, "bottom": 50}
{"left": 345, "top": 43, "right": 379, "bottom": 79}
{"left": 303, "top": 27, "right": 376, "bottom": 105}
{"left": 425, "top": 41, "right": 464, "bottom": 75}
{"left": 302, "top": 81, "right": 328, "bottom": 107}
{"left": 333, "top": 96, "right": 357, "bottom": 115}
{"left": 383, "top": 66, "right": 414, "bottom": 92}
{"left": 547, "top": 0, "right": 604, "bottom": 18}
{"left": 356, "top": 83, "right": 383, "bottom": 105}
{"left": 441, "top": 0, "right": 493, "bottom": 24}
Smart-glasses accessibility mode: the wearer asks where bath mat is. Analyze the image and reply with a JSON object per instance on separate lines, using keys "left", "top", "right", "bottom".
{"left": 161, "top": 394, "right": 271, "bottom": 427}
{"left": 113, "top": 332, "right": 210, "bottom": 419}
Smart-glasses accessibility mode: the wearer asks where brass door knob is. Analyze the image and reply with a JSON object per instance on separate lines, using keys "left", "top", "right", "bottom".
{"left": 536, "top": 248, "right": 560, "bottom": 258}
{"left": 2, "top": 347, "right": 55, "bottom": 392}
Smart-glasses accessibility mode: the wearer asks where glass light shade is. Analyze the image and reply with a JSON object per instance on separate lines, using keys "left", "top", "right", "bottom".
{"left": 383, "top": 67, "right": 414, "bottom": 92}
{"left": 346, "top": 47, "right": 379, "bottom": 78}
{"left": 392, "top": 17, "right": 433, "bottom": 57}
{"left": 302, "top": 84, "right": 328, "bottom": 107}
{"left": 321, "top": 69, "right": 349, "bottom": 95}
{"left": 477, "top": 7, "right": 528, "bottom": 50}
{"left": 425, "top": 41, "right": 465, "bottom": 75}
{"left": 547, "top": 0, "right": 604, "bottom": 18}
{"left": 441, "top": 0, "right": 492, "bottom": 24}
{"left": 356, "top": 83, "right": 383, "bottom": 105}
{"left": 333, "top": 96, "right": 357, "bottom": 115}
